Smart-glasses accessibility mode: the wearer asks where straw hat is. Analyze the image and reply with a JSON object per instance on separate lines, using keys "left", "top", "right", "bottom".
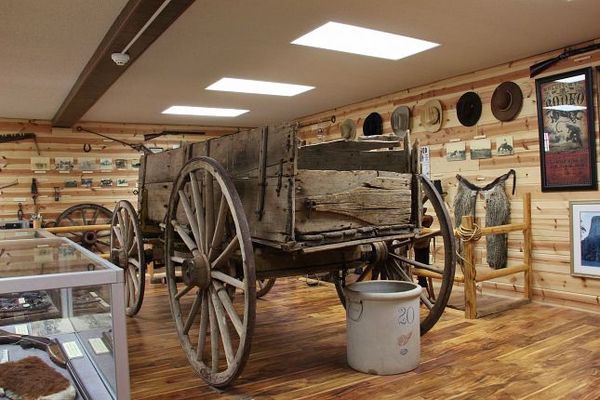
{"left": 340, "top": 118, "right": 357, "bottom": 140}
{"left": 419, "top": 99, "right": 443, "bottom": 132}
{"left": 391, "top": 106, "right": 410, "bottom": 138}
{"left": 491, "top": 81, "right": 523, "bottom": 122}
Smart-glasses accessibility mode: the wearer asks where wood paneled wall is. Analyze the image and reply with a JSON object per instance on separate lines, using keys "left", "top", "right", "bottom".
{"left": 296, "top": 39, "right": 600, "bottom": 311}
{"left": 0, "top": 119, "right": 237, "bottom": 224}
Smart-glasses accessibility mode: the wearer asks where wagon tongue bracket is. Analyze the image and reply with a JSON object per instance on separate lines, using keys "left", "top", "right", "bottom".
{"left": 182, "top": 253, "right": 211, "bottom": 290}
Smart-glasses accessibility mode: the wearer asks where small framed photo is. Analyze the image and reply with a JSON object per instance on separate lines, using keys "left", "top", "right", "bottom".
{"left": 100, "top": 178, "right": 113, "bottom": 187}
{"left": 470, "top": 138, "right": 492, "bottom": 160}
{"left": 31, "top": 156, "right": 50, "bottom": 171}
{"left": 445, "top": 141, "right": 466, "bottom": 161}
{"left": 115, "top": 159, "right": 128, "bottom": 169}
{"left": 570, "top": 201, "right": 600, "bottom": 278}
{"left": 64, "top": 179, "right": 78, "bottom": 188}
{"left": 81, "top": 178, "right": 93, "bottom": 188}
{"left": 55, "top": 157, "right": 74, "bottom": 172}
{"left": 99, "top": 158, "right": 113, "bottom": 170}
{"left": 495, "top": 135, "right": 514, "bottom": 156}
{"left": 79, "top": 158, "right": 96, "bottom": 171}
{"left": 131, "top": 160, "right": 141, "bottom": 169}
{"left": 116, "top": 178, "right": 128, "bottom": 187}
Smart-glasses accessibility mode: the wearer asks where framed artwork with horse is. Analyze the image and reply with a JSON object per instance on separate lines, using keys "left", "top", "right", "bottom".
{"left": 535, "top": 67, "right": 596, "bottom": 191}
{"left": 570, "top": 201, "right": 600, "bottom": 278}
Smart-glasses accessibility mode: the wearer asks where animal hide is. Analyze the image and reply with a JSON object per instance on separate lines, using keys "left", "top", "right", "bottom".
{"left": 0, "top": 356, "right": 76, "bottom": 400}
{"left": 453, "top": 170, "right": 516, "bottom": 269}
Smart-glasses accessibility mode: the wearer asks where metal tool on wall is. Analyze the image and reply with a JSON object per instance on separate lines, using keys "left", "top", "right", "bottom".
{"left": 0, "top": 132, "right": 40, "bottom": 155}
{"left": 76, "top": 126, "right": 151, "bottom": 154}
{"left": 31, "top": 178, "right": 39, "bottom": 215}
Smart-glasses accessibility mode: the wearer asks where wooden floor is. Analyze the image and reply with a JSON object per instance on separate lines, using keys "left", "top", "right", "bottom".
{"left": 127, "top": 278, "right": 600, "bottom": 399}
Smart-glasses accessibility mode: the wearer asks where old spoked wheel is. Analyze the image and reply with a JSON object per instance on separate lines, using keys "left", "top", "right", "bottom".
{"left": 110, "top": 200, "right": 146, "bottom": 317}
{"left": 165, "top": 157, "right": 256, "bottom": 388}
{"left": 256, "top": 278, "right": 276, "bottom": 298}
{"left": 333, "top": 176, "right": 455, "bottom": 335}
{"left": 55, "top": 204, "right": 112, "bottom": 253}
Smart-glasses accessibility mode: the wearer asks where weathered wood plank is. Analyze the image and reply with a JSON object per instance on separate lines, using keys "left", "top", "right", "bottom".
{"left": 295, "top": 170, "right": 413, "bottom": 234}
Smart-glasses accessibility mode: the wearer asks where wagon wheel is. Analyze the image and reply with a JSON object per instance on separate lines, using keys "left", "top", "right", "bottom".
{"left": 333, "top": 176, "right": 456, "bottom": 335}
{"left": 256, "top": 278, "right": 276, "bottom": 298}
{"left": 110, "top": 200, "right": 146, "bottom": 317}
{"left": 55, "top": 204, "right": 112, "bottom": 253}
{"left": 165, "top": 157, "right": 256, "bottom": 388}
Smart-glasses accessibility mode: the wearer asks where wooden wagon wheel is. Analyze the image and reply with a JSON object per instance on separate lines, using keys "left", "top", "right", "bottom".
{"left": 110, "top": 200, "right": 146, "bottom": 317}
{"left": 256, "top": 278, "right": 276, "bottom": 298}
{"left": 333, "top": 176, "right": 456, "bottom": 335}
{"left": 165, "top": 157, "right": 256, "bottom": 388}
{"left": 55, "top": 204, "right": 112, "bottom": 253}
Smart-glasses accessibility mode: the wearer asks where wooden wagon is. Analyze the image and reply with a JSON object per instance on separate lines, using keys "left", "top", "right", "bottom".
{"left": 108, "top": 123, "right": 456, "bottom": 387}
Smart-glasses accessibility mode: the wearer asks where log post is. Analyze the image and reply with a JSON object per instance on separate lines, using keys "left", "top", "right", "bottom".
{"left": 461, "top": 215, "right": 478, "bottom": 319}
{"left": 523, "top": 193, "right": 533, "bottom": 300}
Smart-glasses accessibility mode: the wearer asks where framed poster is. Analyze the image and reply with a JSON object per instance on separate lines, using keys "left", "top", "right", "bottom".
{"left": 535, "top": 67, "right": 596, "bottom": 191}
{"left": 570, "top": 201, "right": 600, "bottom": 278}
{"left": 470, "top": 138, "right": 492, "bottom": 160}
{"left": 445, "top": 141, "right": 466, "bottom": 161}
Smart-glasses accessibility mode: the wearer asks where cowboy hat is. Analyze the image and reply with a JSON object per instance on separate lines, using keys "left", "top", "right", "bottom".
{"left": 340, "top": 118, "right": 357, "bottom": 140}
{"left": 391, "top": 106, "right": 410, "bottom": 138}
{"left": 419, "top": 99, "right": 443, "bottom": 132}
{"left": 363, "top": 112, "right": 383, "bottom": 136}
{"left": 491, "top": 81, "right": 523, "bottom": 122}
{"left": 456, "top": 91, "right": 482, "bottom": 127}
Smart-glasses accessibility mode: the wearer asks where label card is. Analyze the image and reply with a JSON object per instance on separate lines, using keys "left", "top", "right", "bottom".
{"left": 88, "top": 338, "right": 110, "bottom": 354}
{"left": 14, "top": 324, "right": 29, "bottom": 335}
{"left": 62, "top": 341, "right": 83, "bottom": 359}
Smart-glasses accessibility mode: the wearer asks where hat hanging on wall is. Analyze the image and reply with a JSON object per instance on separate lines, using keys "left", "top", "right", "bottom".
{"left": 340, "top": 118, "right": 357, "bottom": 140}
{"left": 456, "top": 91, "right": 482, "bottom": 127}
{"left": 391, "top": 106, "right": 411, "bottom": 138}
{"left": 363, "top": 112, "right": 383, "bottom": 136}
{"left": 491, "top": 81, "right": 523, "bottom": 122}
{"left": 419, "top": 99, "right": 443, "bottom": 132}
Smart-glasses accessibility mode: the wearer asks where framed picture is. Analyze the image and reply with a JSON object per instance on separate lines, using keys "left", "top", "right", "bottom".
{"left": 79, "top": 157, "right": 96, "bottom": 171}
{"left": 570, "top": 201, "right": 600, "bottom": 278}
{"left": 470, "top": 138, "right": 492, "bottom": 160}
{"left": 99, "top": 158, "right": 113, "bottom": 170}
{"left": 445, "top": 141, "right": 466, "bottom": 161}
{"left": 55, "top": 157, "right": 74, "bottom": 172}
{"left": 495, "top": 135, "right": 514, "bottom": 156}
{"left": 31, "top": 156, "right": 50, "bottom": 171}
{"left": 535, "top": 67, "right": 596, "bottom": 191}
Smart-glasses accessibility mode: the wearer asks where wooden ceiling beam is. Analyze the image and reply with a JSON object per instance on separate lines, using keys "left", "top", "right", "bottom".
{"left": 52, "top": 0, "right": 195, "bottom": 128}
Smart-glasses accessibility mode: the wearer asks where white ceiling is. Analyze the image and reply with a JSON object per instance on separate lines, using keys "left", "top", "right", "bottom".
{"left": 1, "top": 0, "right": 600, "bottom": 127}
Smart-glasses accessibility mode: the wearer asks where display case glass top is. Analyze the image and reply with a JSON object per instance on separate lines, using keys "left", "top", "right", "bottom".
{"left": 0, "top": 238, "right": 110, "bottom": 279}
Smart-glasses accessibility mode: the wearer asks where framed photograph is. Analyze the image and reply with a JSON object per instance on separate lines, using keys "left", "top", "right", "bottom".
{"left": 445, "top": 141, "right": 466, "bottom": 161}
{"left": 79, "top": 157, "right": 96, "bottom": 172}
{"left": 100, "top": 178, "right": 113, "bottom": 188}
{"left": 570, "top": 201, "right": 600, "bottom": 278}
{"left": 470, "top": 138, "right": 492, "bottom": 160}
{"left": 115, "top": 159, "right": 128, "bottom": 169}
{"left": 81, "top": 178, "right": 93, "bottom": 188}
{"left": 116, "top": 178, "right": 128, "bottom": 187}
{"left": 495, "top": 135, "right": 514, "bottom": 156}
{"left": 31, "top": 156, "right": 50, "bottom": 171}
{"left": 536, "top": 67, "right": 596, "bottom": 191}
{"left": 55, "top": 157, "right": 74, "bottom": 172}
{"left": 99, "top": 158, "right": 113, "bottom": 171}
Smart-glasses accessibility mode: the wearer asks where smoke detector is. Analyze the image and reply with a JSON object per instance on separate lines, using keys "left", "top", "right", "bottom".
{"left": 111, "top": 52, "right": 130, "bottom": 66}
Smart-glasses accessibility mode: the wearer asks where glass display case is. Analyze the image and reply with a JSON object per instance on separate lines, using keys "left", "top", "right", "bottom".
{"left": 0, "top": 233, "right": 130, "bottom": 399}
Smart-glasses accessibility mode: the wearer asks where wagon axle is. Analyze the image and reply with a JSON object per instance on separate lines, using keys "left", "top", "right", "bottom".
{"left": 181, "top": 253, "right": 211, "bottom": 290}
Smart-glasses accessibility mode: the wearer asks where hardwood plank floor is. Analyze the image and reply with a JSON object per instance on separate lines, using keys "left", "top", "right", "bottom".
{"left": 127, "top": 278, "right": 600, "bottom": 399}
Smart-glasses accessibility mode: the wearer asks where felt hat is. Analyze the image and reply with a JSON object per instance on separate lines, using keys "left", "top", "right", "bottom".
{"left": 363, "top": 112, "right": 383, "bottom": 136}
{"left": 456, "top": 91, "right": 482, "bottom": 127}
{"left": 391, "top": 106, "right": 411, "bottom": 138}
{"left": 491, "top": 81, "right": 523, "bottom": 121}
{"left": 340, "top": 118, "right": 357, "bottom": 140}
{"left": 419, "top": 99, "right": 443, "bottom": 132}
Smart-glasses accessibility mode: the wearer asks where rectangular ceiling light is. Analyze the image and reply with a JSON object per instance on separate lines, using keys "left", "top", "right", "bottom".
{"left": 162, "top": 105, "right": 249, "bottom": 117}
{"left": 207, "top": 77, "right": 314, "bottom": 96}
{"left": 291, "top": 21, "right": 439, "bottom": 60}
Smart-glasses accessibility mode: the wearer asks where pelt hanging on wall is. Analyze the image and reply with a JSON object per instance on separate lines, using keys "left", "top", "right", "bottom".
{"left": 453, "top": 169, "right": 516, "bottom": 269}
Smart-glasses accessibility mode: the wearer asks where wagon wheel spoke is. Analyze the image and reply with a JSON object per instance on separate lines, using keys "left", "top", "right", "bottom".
{"left": 189, "top": 173, "right": 206, "bottom": 254}
{"left": 81, "top": 208, "right": 88, "bottom": 225}
{"left": 183, "top": 291, "right": 202, "bottom": 334}
{"left": 390, "top": 259, "right": 434, "bottom": 310}
{"left": 91, "top": 207, "right": 101, "bottom": 224}
{"left": 389, "top": 253, "right": 445, "bottom": 275}
{"left": 165, "top": 157, "right": 256, "bottom": 387}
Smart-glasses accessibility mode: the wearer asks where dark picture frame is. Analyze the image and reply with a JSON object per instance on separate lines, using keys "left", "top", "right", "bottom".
{"left": 535, "top": 67, "right": 596, "bottom": 191}
{"left": 570, "top": 201, "right": 600, "bottom": 278}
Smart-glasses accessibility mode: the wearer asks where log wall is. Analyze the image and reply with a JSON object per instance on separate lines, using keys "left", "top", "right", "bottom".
{"left": 0, "top": 119, "right": 236, "bottom": 224}
{"left": 297, "top": 38, "right": 600, "bottom": 311}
